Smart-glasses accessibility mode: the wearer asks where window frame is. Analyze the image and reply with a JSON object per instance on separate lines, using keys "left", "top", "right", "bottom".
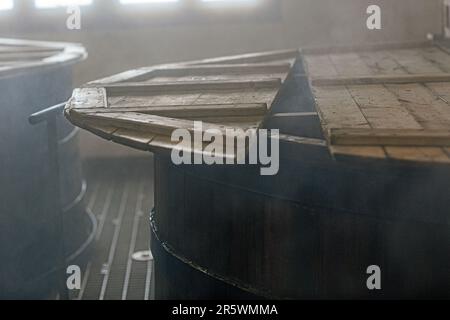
{"left": 35, "top": 0, "right": 94, "bottom": 9}
{"left": 445, "top": 0, "right": 450, "bottom": 38}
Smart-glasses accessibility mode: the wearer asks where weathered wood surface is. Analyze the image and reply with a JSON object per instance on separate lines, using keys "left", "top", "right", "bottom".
{"left": 66, "top": 42, "right": 450, "bottom": 165}
{"left": 153, "top": 152, "right": 450, "bottom": 299}
{"left": 304, "top": 41, "right": 450, "bottom": 164}
{"left": 65, "top": 49, "right": 300, "bottom": 158}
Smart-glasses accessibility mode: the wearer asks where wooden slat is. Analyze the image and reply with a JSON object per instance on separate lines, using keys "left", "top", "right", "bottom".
{"left": 386, "top": 84, "right": 450, "bottom": 129}
{"left": 146, "top": 73, "right": 287, "bottom": 84}
{"left": 304, "top": 55, "right": 338, "bottom": 78}
{"left": 192, "top": 116, "right": 263, "bottom": 125}
{"left": 328, "top": 53, "right": 372, "bottom": 76}
{"left": 418, "top": 47, "right": 450, "bottom": 73}
{"left": 271, "top": 112, "right": 318, "bottom": 118}
{"left": 150, "top": 134, "right": 213, "bottom": 157}
{"left": 301, "top": 40, "right": 432, "bottom": 55}
{"left": 425, "top": 82, "right": 450, "bottom": 121}
{"left": 107, "top": 92, "right": 201, "bottom": 108}
{"left": 312, "top": 86, "right": 370, "bottom": 130}
{"left": 278, "top": 134, "right": 328, "bottom": 147}
{"left": 426, "top": 82, "right": 450, "bottom": 102}
{"left": 126, "top": 63, "right": 291, "bottom": 83}
{"left": 192, "top": 88, "right": 278, "bottom": 106}
{"left": 358, "top": 51, "right": 406, "bottom": 75}
{"left": 347, "top": 85, "right": 422, "bottom": 129}
{"left": 312, "top": 73, "right": 450, "bottom": 86}
{"left": 81, "top": 112, "right": 206, "bottom": 136}
{"left": 149, "top": 134, "right": 194, "bottom": 153}
{"left": 387, "top": 49, "right": 443, "bottom": 74}
{"left": 80, "top": 112, "right": 251, "bottom": 138}
{"left": 68, "top": 87, "right": 107, "bottom": 109}
{"left": 385, "top": 147, "right": 450, "bottom": 163}
{"left": 149, "top": 135, "right": 237, "bottom": 160}
{"left": 105, "top": 88, "right": 278, "bottom": 109}
{"left": 151, "top": 63, "right": 292, "bottom": 77}
{"left": 193, "top": 49, "right": 299, "bottom": 65}
{"left": 89, "top": 67, "right": 153, "bottom": 85}
{"left": 99, "top": 78, "right": 282, "bottom": 95}
{"left": 89, "top": 59, "right": 293, "bottom": 86}
{"left": 445, "top": 147, "right": 450, "bottom": 157}
{"left": 80, "top": 122, "right": 118, "bottom": 141}
{"left": 112, "top": 128, "right": 155, "bottom": 151}
{"left": 330, "top": 145, "right": 387, "bottom": 160}
{"left": 329, "top": 128, "right": 450, "bottom": 147}
{"left": 73, "top": 103, "right": 268, "bottom": 118}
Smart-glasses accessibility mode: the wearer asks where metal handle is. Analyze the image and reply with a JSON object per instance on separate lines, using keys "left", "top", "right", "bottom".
{"left": 28, "top": 101, "right": 67, "bottom": 125}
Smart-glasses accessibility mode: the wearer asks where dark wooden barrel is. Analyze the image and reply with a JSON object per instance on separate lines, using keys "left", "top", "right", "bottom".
{"left": 151, "top": 58, "right": 450, "bottom": 299}
{"left": 0, "top": 40, "right": 94, "bottom": 299}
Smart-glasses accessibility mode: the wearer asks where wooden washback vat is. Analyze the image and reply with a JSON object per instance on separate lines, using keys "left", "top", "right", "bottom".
{"left": 65, "top": 42, "right": 450, "bottom": 299}
{"left": 0, "top": 38, "right": 92, "bottom": 299}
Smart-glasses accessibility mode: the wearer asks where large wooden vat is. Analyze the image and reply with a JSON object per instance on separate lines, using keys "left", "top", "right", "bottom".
{"left": 0, "top": 39, "right": 93, "bottom": 299}
{"left": 151, "top": 143, "right": 450, "bottom": 299}
{"left": 65, "top": 42, "right": 450, "bottom": 299}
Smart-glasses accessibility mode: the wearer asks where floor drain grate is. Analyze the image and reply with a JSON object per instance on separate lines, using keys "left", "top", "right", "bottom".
{"left": 77, "top": 158, "right": 154, "bottom": 300}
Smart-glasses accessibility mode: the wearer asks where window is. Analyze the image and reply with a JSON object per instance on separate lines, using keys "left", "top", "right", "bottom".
{"left": 120, "top": 0, "right": 179, "bottom": 4}
{"left": 201, "top": 0, "right": 259, "bottom": 10}
{"left": 1, "top": 0, "right": 279, "bottom": 30}
{"left": 202, "top": 0, "right": 258, "bottom": 4}
{"left": 445, "top": 0, "right": 450, "bottom": 38}
{"left": 202, "top": 0, "right": 256, "bottom": 2}
{"left": 0, "top": 0, "right": 13, "bottom": 11}
{"left": 35, "top": 0, "right": 93, "bottom": 9}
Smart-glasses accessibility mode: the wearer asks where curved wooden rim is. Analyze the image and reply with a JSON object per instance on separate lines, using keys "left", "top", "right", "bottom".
{"left": 0, "top": 38, "right": 86, "bottom": 78}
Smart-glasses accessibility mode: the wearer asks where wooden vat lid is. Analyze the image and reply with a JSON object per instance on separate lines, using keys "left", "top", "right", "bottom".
{"left": 65, "top": 49, "right": 300, "bottom": 156}
{"left": 66, "top": 42, "right": 450, "bottom": 166}
{"left": 304, "top": 40, "right": 450, "bottom": 164}
{"left": 0, "top": 38, "right": 86, "bottom": 78}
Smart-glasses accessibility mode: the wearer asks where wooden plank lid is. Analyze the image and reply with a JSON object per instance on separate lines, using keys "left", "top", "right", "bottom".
{"left": 65, "top": 49, "right": 300, "bottom": 157}
{"left": 304, "top": 41, "right": 450, "bottom": 164}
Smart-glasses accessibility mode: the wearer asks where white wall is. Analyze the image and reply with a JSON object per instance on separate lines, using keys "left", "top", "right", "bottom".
{"left": 3, "top": 0, "right": 444, "bottom": 158}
